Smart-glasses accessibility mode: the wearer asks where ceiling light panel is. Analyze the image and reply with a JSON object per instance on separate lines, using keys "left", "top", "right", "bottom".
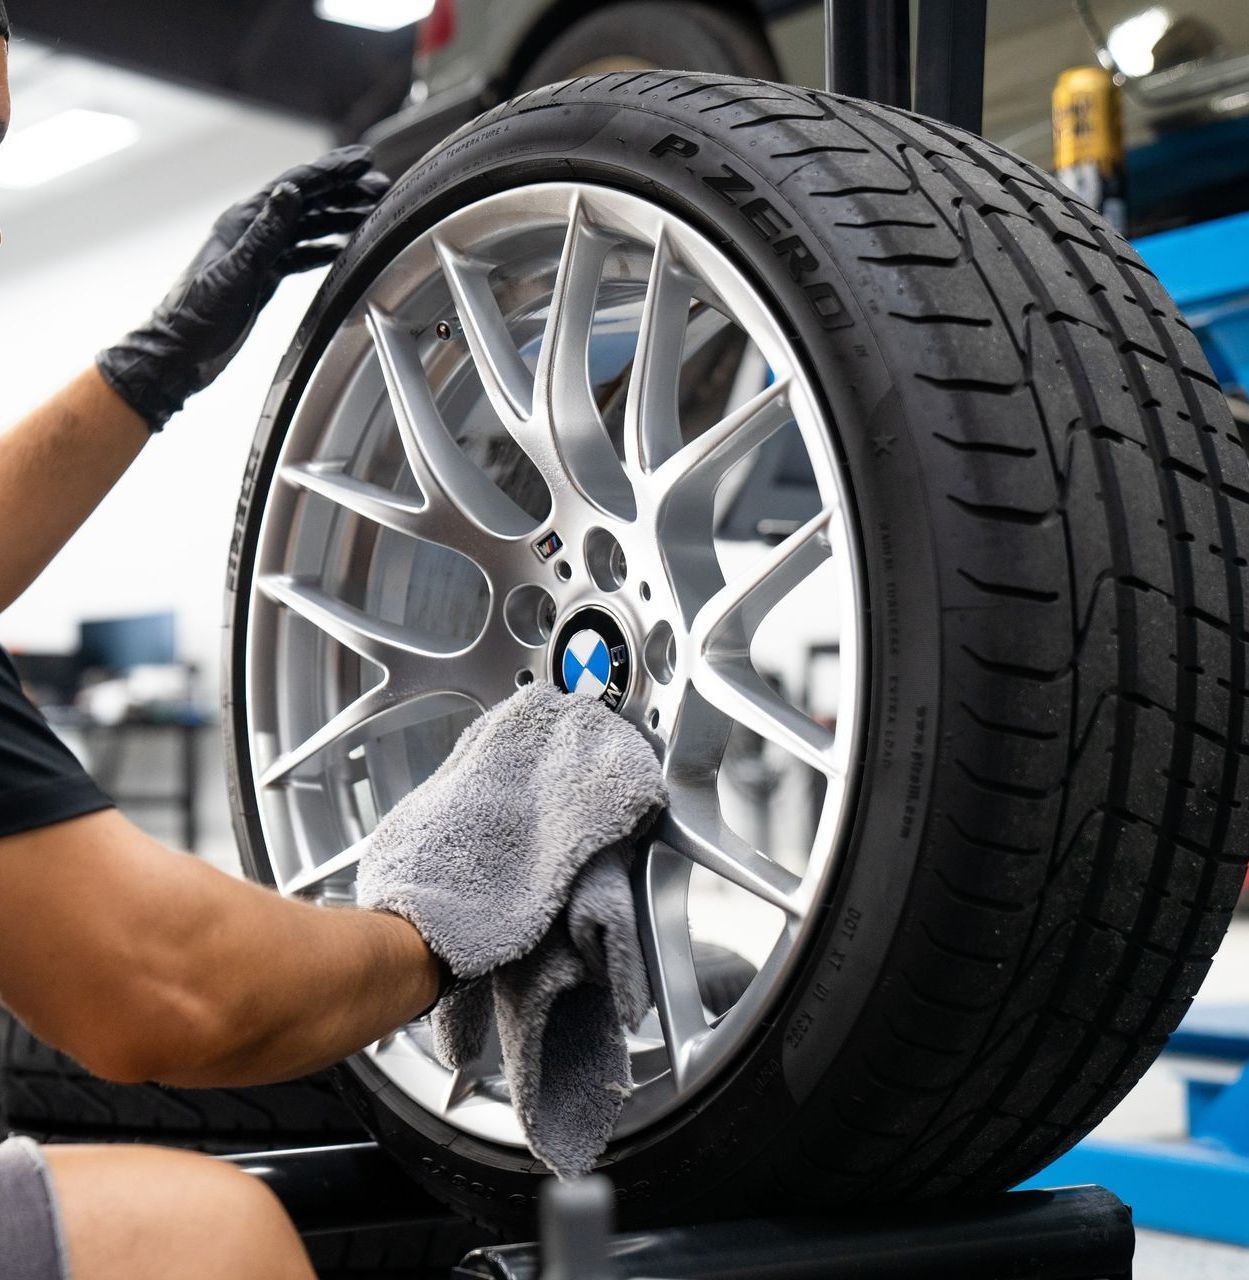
{"left": 0, "top": 108, "right": 140, "bottom": 190}
{"left": 314, "top": 0, "right": 435, "bottom": 32}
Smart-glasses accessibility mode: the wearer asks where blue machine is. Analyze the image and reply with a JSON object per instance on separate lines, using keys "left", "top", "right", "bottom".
{"left": 1134, "top": 209, "right": 1249, "bottom": 396}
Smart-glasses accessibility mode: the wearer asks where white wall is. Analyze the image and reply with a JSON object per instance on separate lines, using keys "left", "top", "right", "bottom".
{"left": 0, "top": 51, "right": 332, "bottom": 699}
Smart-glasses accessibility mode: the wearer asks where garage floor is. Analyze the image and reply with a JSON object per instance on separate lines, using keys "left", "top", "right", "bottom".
{"left": 1135, "top": 1228, "right": 1249, "bottom": 1279}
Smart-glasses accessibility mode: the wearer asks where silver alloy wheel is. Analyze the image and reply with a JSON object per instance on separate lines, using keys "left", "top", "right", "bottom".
{"left": 244, "top": 183, "right": 865, "bottom": 1146}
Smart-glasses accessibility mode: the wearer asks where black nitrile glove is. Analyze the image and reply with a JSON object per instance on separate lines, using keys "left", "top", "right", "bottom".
{"left": 97, "top": 146, "right": 391, "bottom": 431}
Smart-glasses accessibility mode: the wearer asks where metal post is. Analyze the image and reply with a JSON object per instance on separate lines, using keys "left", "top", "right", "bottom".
{"left": 865, "top": 0, "right": 911, "bottom": 110}
{"left": 825, "top": 0, "right": 910, "bottom": 108}
{"left": 825, "top": 0, "right": 986, "bottom": 134}
{"left": 825, "top": 0, "right": 870, "bottom": 97}
{"left": 914, "top": 0, "right": 987, "bottom": 133}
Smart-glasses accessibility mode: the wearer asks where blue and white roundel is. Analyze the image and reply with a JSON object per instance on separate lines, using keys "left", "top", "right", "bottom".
{"left": 562, "top": 629, "right": 612, "bottom": 698}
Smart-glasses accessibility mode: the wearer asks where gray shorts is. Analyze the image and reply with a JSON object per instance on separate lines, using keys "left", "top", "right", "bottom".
{"left": 0, "top": 1137, "right": 69, "bottom": 1280}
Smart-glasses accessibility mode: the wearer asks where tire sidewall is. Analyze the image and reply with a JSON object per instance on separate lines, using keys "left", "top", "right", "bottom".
{"left": 224, "top": 89, "right": 943, "bottom": 1230}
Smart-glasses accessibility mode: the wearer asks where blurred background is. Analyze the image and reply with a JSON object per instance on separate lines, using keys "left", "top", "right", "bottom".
{"left": 0, "top": 1, "right": 1247, "bottom": 1265}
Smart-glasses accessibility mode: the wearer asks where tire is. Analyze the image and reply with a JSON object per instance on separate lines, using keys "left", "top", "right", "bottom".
{"left": 225, "top": 72, "right": 1249, "bottom": 1234}
{"left": 0, "top": 1011, "right": 365, "bottom": 1152}
{"left": 516, "top": 3, "right": 778, "bottom": 92}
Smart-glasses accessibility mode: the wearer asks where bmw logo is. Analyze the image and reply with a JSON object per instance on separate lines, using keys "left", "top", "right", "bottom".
{"left": 553, "top": 607, "right": 632, "bottom": 710}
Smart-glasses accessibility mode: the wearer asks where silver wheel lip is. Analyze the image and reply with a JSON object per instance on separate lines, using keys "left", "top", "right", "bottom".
{"left": 240, "top": 180, "right": 868, "bottom": 1150}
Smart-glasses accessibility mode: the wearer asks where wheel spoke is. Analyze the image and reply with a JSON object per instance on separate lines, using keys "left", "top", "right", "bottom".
{"left": 688, "top": 511, "right": 839, "bottom": 775}
{"left": 256, "top": 574, "right": 500, "bottom": 783}
{"left": 260, "top": 682, "right": 467, "bottom": 787}
{"left": 624, "top": 229, "right": 693, "bottom": 476}
{"left": 693, "top": 508, "right": 836, "bottom": 648}
{"left": 433, "top": 239, "right": 533, "bottom": 428}
{"left": 652, "top": 378, "right": 792, "bottom": 501}
{"left": 283, "top": 833, "right": 371, "bottom": 895}
{"left": 634, "top": 846, "right": 708, "bottom": 1091}
{"left": 658, "top": 783, "right": 802, "bottom": 916}
{"left": 366, "top": 305, "right": 534, "bottom": 546}
{"left": 693, "top": 662, "right": 837, "bottom": 776}
{"left": 282, "top": 462, "right": 425, "bottom": 539}
{"left": 533, "top": 196, "right": 634, "bottom": 516}
{"left": 257, "top": 574, "right": 462, "bottom": 667}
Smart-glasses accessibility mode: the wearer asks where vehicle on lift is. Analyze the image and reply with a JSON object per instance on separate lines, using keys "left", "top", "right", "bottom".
{"left": 221, "top": 0, "right": 1249, "bottom": 1235}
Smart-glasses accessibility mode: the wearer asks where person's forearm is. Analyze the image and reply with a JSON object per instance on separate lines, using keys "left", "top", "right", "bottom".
{"left": 152, "top": 864, "right": 440, "bottom": 1087}
{"left": 0, "top": 811, "right": 440, "bottom": 1087}
{"left": 0, "top": 368, "right": 149, "bottom": 612}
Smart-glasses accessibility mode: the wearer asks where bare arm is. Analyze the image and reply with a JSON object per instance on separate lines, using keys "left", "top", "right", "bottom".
{"left": 0, "top": 368, "right": 150, "bottom": 613}
{"left": 0, "top": 809, "right": 439, "bottom": 1086}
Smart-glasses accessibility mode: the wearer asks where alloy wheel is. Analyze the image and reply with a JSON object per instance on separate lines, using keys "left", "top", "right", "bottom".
{"left": 244, "top": 183, "right": 866, "bottom": 1145}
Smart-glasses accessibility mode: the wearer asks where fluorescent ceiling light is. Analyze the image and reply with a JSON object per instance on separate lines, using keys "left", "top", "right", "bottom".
{"left": 1107, "top": 6, "right": 1173, "bottom": 79}
{"left": 0, "top": 108, "right": 140, "bottom": 190}
{"left": 314, "top": 0, "right": 435, "bottom": 32}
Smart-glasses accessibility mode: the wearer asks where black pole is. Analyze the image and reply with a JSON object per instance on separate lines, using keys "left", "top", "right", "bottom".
{"left": 825, "top": 0, "right": 871, "bottom": 98}
{"left": 914, "top": 0, "right": 987, "bottom": 132}
{"left": 865, "top": 0, "right": 911, "bottom": 109}
{"left": 825, "top": 0, "right": 910, "bottom": 107}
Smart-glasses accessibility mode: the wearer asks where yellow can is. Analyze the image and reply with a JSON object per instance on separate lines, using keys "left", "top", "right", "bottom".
{"left": 1052, "top": 66, "right": 1127, "bottom": 232}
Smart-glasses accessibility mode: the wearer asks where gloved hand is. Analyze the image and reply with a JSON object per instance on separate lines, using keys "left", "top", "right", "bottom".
{"left": 357, "top": 683, "right": 667, "bottom": 1177}
{"left": 96, "top": 145, "right": 391, "bottom": 431}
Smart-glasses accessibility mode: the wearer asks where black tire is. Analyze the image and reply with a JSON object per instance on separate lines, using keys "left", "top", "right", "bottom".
{"left": 516, "top": 3, "right": 779, "bottom": 92}
{"left": 0, "top": 1011, "right": 365, "bottom": 1152}
{"left": 225, "top": 73, "right": 1249, "bottom": 1234}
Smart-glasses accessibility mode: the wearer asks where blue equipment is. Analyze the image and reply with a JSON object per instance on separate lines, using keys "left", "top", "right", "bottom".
{"left": 1021, "top": 1001, "right": 1249, "bottom": 1245}
{"left": 1135, "top": 210, "right": 1249, "bottom": 397}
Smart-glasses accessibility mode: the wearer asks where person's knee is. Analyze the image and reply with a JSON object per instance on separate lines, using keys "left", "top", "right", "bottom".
{"left": 43, "top": 1144, "right": 313, "bottom": 1280}
{"left": 208, "top": 1159, "right": 310, "bottom": 1276}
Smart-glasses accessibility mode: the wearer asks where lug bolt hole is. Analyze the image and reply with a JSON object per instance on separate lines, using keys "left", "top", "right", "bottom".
{"left": 516, "top": 670, "right": 535, "bottom": 687}
{"left": 585, "top": 528, "right": 627, "bottom": 592}
{"left": 504, "top": 584, "right": 557, "bottom": 647}
{"left": 643, "top": 620, "right": 677, "bottom": 686}
{"left": 647, "top": 708, "right": 660, "bottom": 731}
{"left": 639, "top": 581, "right": 652, "bottom": 602}
{"left": 554, "top": 560, "right": 573, "bottom": 582}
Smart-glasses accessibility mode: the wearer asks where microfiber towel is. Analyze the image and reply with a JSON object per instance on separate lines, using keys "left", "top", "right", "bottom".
{"left": 356, "top": 682, "right": 667, "bottom": 1177}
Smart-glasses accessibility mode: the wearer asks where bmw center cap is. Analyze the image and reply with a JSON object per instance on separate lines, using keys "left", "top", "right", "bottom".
{"left": 553, "top": 607, "right": 632, "bottom": 711}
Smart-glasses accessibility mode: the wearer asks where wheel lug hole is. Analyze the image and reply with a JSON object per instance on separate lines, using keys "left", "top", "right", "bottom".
{"left": 639, "top": 581, "right": 652, "bottom": 602}
{"left": 643, "top": 620, "right": 677, "bottom": 686}
{"left": 504, "top": 584, "right": 557, "bottom": 646}
{"left": 554, "top": 559, "right": 573, "bottom": 582}
{"left": 647, "top": 708, "right": 660, "bottom": 731}
{"left": 516, "top": 669, "right": 535, "bottom": 688}
{"left": 584, "top": 528, "right": 627, "bottom": 592}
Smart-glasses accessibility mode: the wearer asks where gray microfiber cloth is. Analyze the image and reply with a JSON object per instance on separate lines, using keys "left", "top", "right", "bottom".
{"left": 356, "top": 682, "right": 667, "bottom": 1178}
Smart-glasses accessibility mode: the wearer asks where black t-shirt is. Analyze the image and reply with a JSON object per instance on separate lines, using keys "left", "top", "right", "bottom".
{"left": 0, "top": 645, "right": 113, "bottom": 837}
